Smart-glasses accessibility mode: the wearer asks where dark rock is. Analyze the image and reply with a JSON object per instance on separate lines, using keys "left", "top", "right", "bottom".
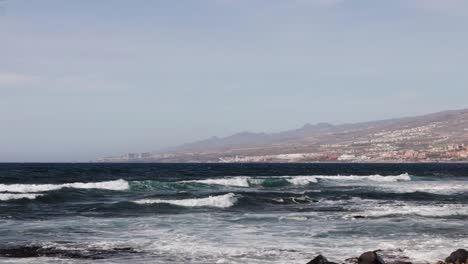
{"left": 0, "top": 246, "right": 44, "bottom": 258}
{"left": 388, "top": 261, "right": 412, "bottom": 264}
{"left": 307, "top": 255, "right": 328, "bottom": 264}
{"left": 445, "top": 249, "right": 468, "bottom": 264}
{"left": 353, "top": 215, "right": 366, "bottom": 219}
{"left": 307, "top": 254, "right": 338, "bottom": 264}
{"left": 358, "top": 251, "right": 385, "bottom": 264}
{"left": 0, "top": 245, "right": 138, "bottom": 259}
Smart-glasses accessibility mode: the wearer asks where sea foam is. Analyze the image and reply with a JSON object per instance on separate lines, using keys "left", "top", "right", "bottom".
{"left": 0, "top": 193, "right": 43, "bottom": 201}
{"left": 386, "top": 181, "right": 468, "bottom": 194}
{"left": 281, "top": 173, "right": 410, "bottom": 185}
{"left": 179, "top": 174, "right": 411, "bottom": 188}
{"left": 183, "top": 177, "right": 250, "bottom": 187}
{"left": 313, "top": 173, "right": 411, "bottom": 182}
{"left": 284, "top": 176, "right": 319, "bottom": 185}
{"left": 134, "top": 193, "right": 237, "bottom": 208}
{"left": 0, "top": 179, "right": 129, "bottom": 193}
{"left": 344, "top": 202, "right": 468, "bottom": 218}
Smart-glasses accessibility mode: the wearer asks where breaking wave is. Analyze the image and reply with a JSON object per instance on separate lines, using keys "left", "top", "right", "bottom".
{"left": 384, "top": 181, "right": 468, "bottom": 195}
{"left": 283, "top": 176, "right": 319, "bottom": 185}
{"left": 345, "top": 203, "right": 468, "bottom": 218}
{"left": 0, "top": 193, "right": 43, "bottom": 201}
{"left": 179, "top": 174, "right": 411, "bottom": 187}
{"left": 313, "top": 173, "right": 411, "bottom": 183}
{"left": 0, "top": 179, "right": 129, "bottom": 193}
{"left": 133, "top": 193, "right": 237, "bottom": 208}
{"left": 182, "top": 177, "right": 250, "bottom": 187}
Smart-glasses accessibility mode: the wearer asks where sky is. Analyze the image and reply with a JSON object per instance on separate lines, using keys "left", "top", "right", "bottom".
{"left": 1, "top": 0, "right": 468, "bottom": 162}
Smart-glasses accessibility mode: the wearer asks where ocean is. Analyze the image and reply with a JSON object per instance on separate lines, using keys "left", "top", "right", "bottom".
{"left": 0, "top": 163, "right": 467, "bottom": 264}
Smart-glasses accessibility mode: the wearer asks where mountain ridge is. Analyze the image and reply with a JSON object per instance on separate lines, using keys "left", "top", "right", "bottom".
{"left": 98, "top": 108, "right": 468, "bottom": 162}
{"left": 170, "top": 108, "right": 468, "bottom": 152}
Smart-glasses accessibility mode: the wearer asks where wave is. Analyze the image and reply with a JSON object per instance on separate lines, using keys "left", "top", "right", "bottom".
{"left": 283, "top": 176, "right": 319, "bottom": 185}
{"left": 313, "top": 173, "right": 411, "bottom": 183}
{"left": 182, "top": 177, "right": 250, "bottom": 187}
{"left": 178, "top": 174, "right": 411, "bottom": 188}
{"left": 0, "top": 179, "right": 129, "bottom": 193}
{"left": 345, "top": 203, "right": 468, "bottom": 218}
{"left": 133, "top": 193, "right": 237, "bottom": 208}
{"left": 385, "top": 181, "right": 468, "bottom": 195}
{"left": 0, "top": 193, "right": 43, "bottom": 201}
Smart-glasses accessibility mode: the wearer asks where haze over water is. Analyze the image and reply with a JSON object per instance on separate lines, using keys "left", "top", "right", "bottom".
{"left": 2, "top": 0, "right": 468, "bottom": 162}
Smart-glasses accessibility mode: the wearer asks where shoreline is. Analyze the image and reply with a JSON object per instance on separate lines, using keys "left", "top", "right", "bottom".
{"left": 306, "top": 249, "right": 468, "bottom": 264}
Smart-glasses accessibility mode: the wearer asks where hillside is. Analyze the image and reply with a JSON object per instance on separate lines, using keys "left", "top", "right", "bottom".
{"left": 98, "top": 109, "right": 468, "bottom": 162}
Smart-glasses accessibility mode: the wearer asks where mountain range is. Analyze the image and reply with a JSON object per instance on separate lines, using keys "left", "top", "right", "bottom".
{"left": 98, "top": 108, "right": 468, "bottom": 162}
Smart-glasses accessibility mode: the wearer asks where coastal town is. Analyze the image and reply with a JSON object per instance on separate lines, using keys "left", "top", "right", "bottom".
{"left": 99, "top": 142, "right": 468, "bottom": 163}
{"left": 216, "top": 143, "right": 468, "bottom": 163}
{"left": 97, "top": 109, "right": 468, "bottom": 163}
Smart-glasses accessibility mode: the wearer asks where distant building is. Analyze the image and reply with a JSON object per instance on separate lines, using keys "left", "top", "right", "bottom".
{"left": 338, "top": 154, "right": 356, "bottom": 161}
{"left": 141, "top": 152, "right": 152, "bottom": 159}
{"left": 126, "top": 153, "right": 139, "bottom": 160}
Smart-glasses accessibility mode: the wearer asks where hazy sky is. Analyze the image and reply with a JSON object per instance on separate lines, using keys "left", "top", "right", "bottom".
{"left": 1, "top": 0, "right": 468, "bottom": 162}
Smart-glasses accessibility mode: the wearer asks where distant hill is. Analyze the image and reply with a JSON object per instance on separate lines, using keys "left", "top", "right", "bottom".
{"left": 98, "top": 108, "right": 468, "bottom": 162}
{"left": 170, "top": 122, "right": 336, "bottom": 152}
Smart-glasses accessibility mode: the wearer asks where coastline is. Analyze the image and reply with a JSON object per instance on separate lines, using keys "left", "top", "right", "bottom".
{"left": 306, "top": 249, "right": 468, "bottom": 264}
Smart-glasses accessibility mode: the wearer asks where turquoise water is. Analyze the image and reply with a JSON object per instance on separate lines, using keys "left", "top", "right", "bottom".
{"left": 0, "top": 163, "right": 467, "bottom": 263}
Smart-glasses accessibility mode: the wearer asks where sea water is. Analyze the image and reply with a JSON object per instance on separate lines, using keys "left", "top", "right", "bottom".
{"left": 0, "top": 163, "right": 467, "bottom": 263}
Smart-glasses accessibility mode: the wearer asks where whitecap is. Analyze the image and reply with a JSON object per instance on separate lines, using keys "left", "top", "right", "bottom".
{"left": 0, "top": 193, "right": 43, "bottom": 201}
{"left": 181, "top": 177, "right": 251, "bottom": 187}
{"left": 314, "top": 173, "right": 411, "bottom": 182}
{"left": 279, "top": 215, "right": 308, "bottom": 221}
{"left": 134, "top": 193, "right": 237, "bottom": 208}
{"left": 176, "top": 174, "right": 411, "bottom": 188}
{"left": 279, "top": 173, "right": 410, "bottom": 186}
{"left": 344, "top": 203, "right": 468, "bottom": 218}
{"left": 285, "top": 176, "right": 318, "bottom": 185}
{"left": 386, "top": 181, "right": 468, "bottom": 194}
{"left": 0, "top": 179, "right": 129, "bottom": 193}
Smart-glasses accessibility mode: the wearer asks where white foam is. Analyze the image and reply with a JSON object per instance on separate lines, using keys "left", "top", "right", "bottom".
{"left": 182, "top": 177, "right": 251, "bottom": 187}
{"left": 0, "top": 193, "right": 43, "bottom": 201}
{"left": 0, "top": 179, "right": 129, "bottom": 193}
{"left": 385, "top": 181, "right": 468, "bottom": 194}
{"left": 30, "top": 214, "right": 467, "bottom": 264}
{"left": 279, "top": 173, "right": 410, "bottom": 186}
{"left": 314, "top": 173, "right": 411, "bottom": 182}
{"left": 134, "top": 193, "right": 237, "bottom": 208}
{"left": 285, "top": 176, "right": 318, "bottom": 185}
{"left": 345, "top": 203, "right": 468, "bottom": 218}
{"left": 279, "top": 215, "right": 308, "bottom": 221}
{"left": 177, "top": 174, "right": 411, "bottom": 188}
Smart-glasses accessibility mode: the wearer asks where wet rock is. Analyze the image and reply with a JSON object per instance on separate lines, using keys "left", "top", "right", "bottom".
{"left": 0, "top": 245, "right": 138, "bottom": 259}
{"left": 0, "top": 246, "right": 45, "bottom": 258}
{"left": 0, "top": 246, "right": 88, "bottom": 259}
{"left": 445, "top": 249, "right": 468, "bottom": 264}
{"left": 358, "top": 251, "right": 385, "bottom": 264}
{"left": 352, "top": 215, "right": 366, "bottom": 219}
{"left": 306, "top": 254, "right": 338, "bottom": 264}
{"left": 388, "top": 261, "right": 412, "bottom": 264}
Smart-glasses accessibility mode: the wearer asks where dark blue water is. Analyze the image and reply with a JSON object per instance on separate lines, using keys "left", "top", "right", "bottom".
{"left": 0, "top": 163, "right": 467, "bottom": 263}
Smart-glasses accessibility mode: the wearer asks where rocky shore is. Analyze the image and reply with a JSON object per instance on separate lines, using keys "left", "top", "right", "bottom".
{"left": 307, "top": 249, "right": 468, "bottom": 264}
{"left": 0, "top": 245, "right": 466, "bottom": 263}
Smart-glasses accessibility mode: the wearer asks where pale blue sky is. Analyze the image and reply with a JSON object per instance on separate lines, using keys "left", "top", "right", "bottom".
{"left": 1, "top": 0, "right": 467, "bottom": 162}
